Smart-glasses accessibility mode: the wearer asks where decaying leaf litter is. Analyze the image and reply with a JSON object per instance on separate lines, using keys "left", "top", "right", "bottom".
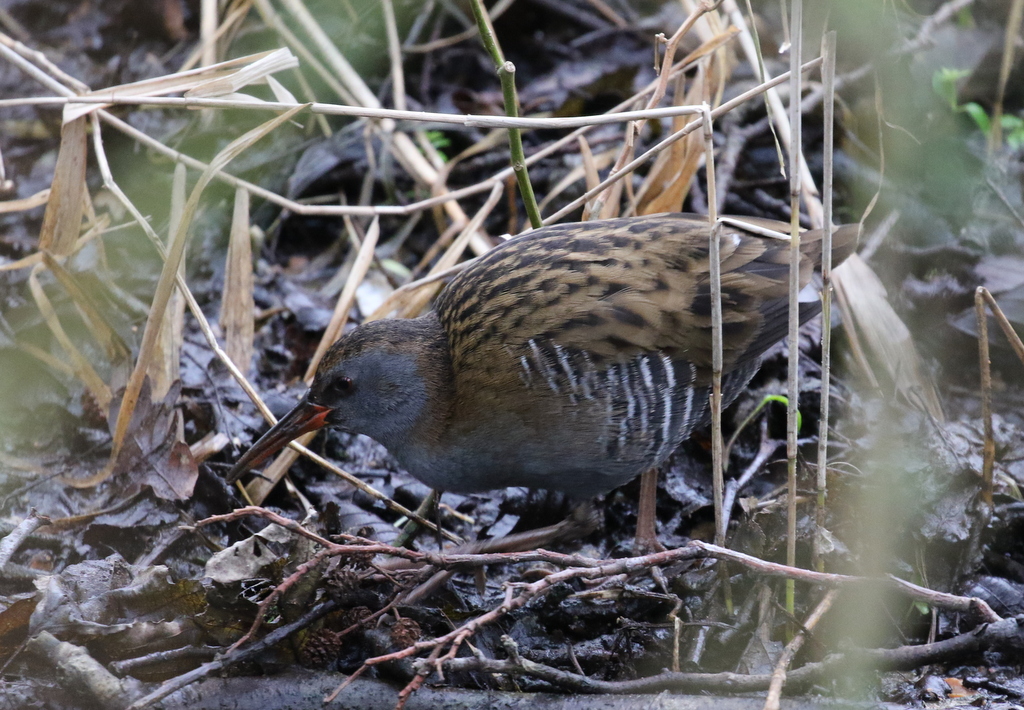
{"left": 1, "top": 1, "right": 1023, "bottom": 709}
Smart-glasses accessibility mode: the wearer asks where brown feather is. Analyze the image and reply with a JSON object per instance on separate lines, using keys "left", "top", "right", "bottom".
{"left": 437, "top": 213, "right": 857, "bottom": 393}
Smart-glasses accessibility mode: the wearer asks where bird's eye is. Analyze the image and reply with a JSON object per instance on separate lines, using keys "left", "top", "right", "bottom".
{"left": 330, "top": 376, "right": 354, "bottom": 397}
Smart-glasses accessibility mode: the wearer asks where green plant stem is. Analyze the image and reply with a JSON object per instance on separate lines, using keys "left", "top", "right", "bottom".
{"left": 468, "top": 0, "right": 542, "bottom": 228}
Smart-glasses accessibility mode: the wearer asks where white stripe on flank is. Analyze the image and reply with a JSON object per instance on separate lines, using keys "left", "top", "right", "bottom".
{"left": 660, "top": 354, "right": 675, "bottom": 457}
{"left": 519, "top": 355, "right": 532, "bottom": 386}
{"left": 580, "top": 351, "right": 596, "bottom": 400}
{"left": 634, "top": 359, "right": 650, "bottom": 439}
{"left": 554, "top": 343, "right": 579, "bottom": 400}
{"left": 614, "top": 364, "right": 630, "bottom": 454}
{"left": 529, "top": 339, "right": 560, "bottom": 394}
{"left": 682, "top": 362, "right": 696, "bottom": 435}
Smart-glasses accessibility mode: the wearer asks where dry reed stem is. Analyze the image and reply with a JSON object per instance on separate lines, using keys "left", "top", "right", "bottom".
{"left": 975, "top": 288, "right": 995, "bottom": 507}
{"left": 784, "top": 0, "right": 803, "bottom": 623}
{"left": 814, "top": 30, "right": 837, "bottom": 572}
{"left": 976, "top": 288, "right": 1024, "bottom": 366}
{"left": 703, "top": 103, "right": 724, "bottom": 549}
{"left": 762, "top": 588, "right": 838, "bottom": 710}
{"left": 988, "top": 0, "right": 1024, "bottom": 150}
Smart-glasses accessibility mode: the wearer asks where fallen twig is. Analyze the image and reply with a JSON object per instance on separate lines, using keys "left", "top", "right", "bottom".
{"left": 439, "top": 613, "right": 1024, "bottom": 695}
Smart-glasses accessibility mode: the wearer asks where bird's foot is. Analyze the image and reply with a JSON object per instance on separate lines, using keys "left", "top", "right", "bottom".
{"left": 632, "top": 528, "right": 667, "bottom": 555}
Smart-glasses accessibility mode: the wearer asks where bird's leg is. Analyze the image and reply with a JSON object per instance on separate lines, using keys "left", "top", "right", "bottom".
{"left": 634, "top": 467, "right": 667, "bottom": 554}
{"left": 432, "top": 489, "right": 445, "bottom": 550}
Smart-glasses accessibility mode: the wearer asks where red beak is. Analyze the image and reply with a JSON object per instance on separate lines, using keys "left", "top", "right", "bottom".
{"left": 227, "top": 398, "right": 333, "bottom": 482}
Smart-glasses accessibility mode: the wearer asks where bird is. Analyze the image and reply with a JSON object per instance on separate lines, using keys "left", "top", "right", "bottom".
{"left": 228, "top": 213, "right": 859, "bottom": 551}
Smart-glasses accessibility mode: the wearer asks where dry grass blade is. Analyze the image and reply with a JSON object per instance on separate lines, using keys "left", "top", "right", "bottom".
{"left": 306, "top": 217, "right": 380, "bottom": 380}
{"left": 832, "top": 255, "right": 944, "bottom": 421}
{"left": 3, "top": 214, "right": 109, "bottom": 275}
{"left": 368, "top": 184, "right": 503, "bottom": 323}
{"left": 107, "top": 105, "right": 306, "bottom": 474}
{"left": 38, "top": 116, "right": 87, "bottom": 256}
{"left": 190, "top": 431, "right": 231, "bottom": 463}
{"left": 975, "top": 286, "right": 1024, "bottom": 507}
{"left": 631, "top": 21, "right": 738, "bottom": 215}
{"left": 635, "top": 67, "right": 707, "bottom": 215}
{"left": 40, "top": 252, "right": 130, "bottom": 362}
{"left": 32, "top": 65, "right": 447, "bottom": 532}
{"left": 178, "top": 0, "right": 252, "bottom": 71}
{"left": 589, "top": 0, "right": 724, "bottom": 218}
{"left": 27, "top": 264, "right": 112, "bottom": 410}
{"left": 543, "top": 57, "right": 824, "bottom": 225}
{"left": 148, "top": 164, "right": 188, "bottom": 400}
{"left": 0, "top": 188, "right": 49, "bottom": 213}
{"left": 200, "top": 0, "right": 217, "bottom": 70}
{"left": 15, "top": 340, "right": 76, "bottom": 378}
{"left": 221, "top": 187, "right": 255, "bottom": 374}
{"left": 62, "top": 48, "right": 298, "bottom": 121}
{"left": 186, "top": 47, "right": 299, "bottom": 98}
{"left": 366, "top": 259, "right": 475, "bottom": 323}
{"left": 572, "top": 135, "right": 608, "bottom": 220}
{"left": 243, "top": 438, "right": 307, "bottom": 505}
{"left": 721, "top": 0, "right": 821, "bottom": 225}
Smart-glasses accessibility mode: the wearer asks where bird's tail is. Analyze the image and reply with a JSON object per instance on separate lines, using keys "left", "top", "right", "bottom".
{"left": 802, "top": 222, "right": 861, "bottom": 271}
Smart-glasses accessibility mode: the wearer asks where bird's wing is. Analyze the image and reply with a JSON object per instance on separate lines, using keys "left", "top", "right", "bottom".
{"left": 436, "top": 213, "right": 857, "bottom": 384}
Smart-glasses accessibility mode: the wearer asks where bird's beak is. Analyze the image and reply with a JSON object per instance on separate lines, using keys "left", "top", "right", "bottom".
{"left": 226, "top": 398, "right": 333, "bottom": 482}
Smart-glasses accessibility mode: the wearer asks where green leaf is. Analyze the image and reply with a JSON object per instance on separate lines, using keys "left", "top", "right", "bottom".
{"left": 423, "top": 130, "right": 451, "bottom": 162}
{"left": 932, "top": 67, "right": 969, "bottom": 109}
{"left": 762, "top": 394, "right": 802, "bottom": 432}
{"left": 955, "top": 7, "right": 975, "bottom": 27}
{"left": 960, "top": 102, "right": 991, "bottom": 134}
{"left": 1001, "top": 116, "right": 1024, "bottom": 149}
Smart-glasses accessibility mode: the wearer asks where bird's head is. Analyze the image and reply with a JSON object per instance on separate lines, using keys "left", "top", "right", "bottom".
{"left": 227, "top": 317, "right": 451, "bottom": 482}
